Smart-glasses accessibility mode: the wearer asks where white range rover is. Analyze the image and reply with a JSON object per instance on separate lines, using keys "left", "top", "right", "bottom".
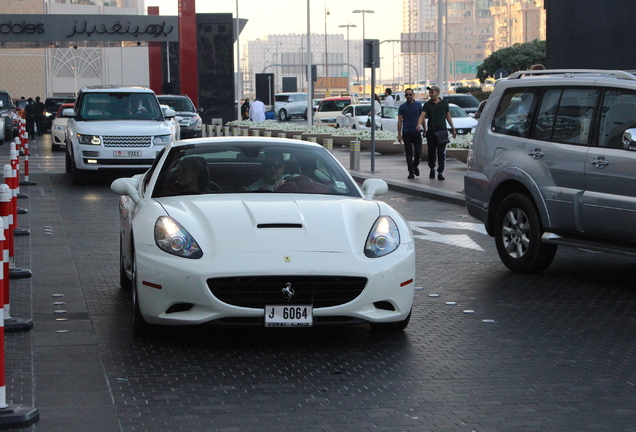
{"left": 65, "top": 86, "right": 176, "bottom": 184}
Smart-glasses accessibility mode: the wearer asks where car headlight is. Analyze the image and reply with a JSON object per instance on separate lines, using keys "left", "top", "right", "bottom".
{"left": 153, "top": 134, "right": 172, "bottom": 144}
{"left": 77, "top": 134, "right": 101, "bottom": 145}
{"left": 364, "top": 216, "right": 400, "bottom": 258}
{"left": 154, "top": 216, "right": 202, "bottom": 259}
{"left": 53, "top": 125, "right": 66, "bottom": 131}
{"left": 190, "top": 115, "right": 202, "bottom": 127}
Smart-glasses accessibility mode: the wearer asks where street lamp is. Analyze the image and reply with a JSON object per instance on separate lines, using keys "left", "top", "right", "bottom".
{"left": 352, "top": 9, "right": 374, "bottom": 99}
{"left": 324, "top": 7, "right": 330, "bottom": 96}
{"left": 339, "top": 23, "right": 357, "bottom": 94}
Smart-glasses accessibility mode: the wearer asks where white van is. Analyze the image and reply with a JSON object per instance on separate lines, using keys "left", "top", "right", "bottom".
{"left": 274, "top": 92, "right": 309, "bottom": 121}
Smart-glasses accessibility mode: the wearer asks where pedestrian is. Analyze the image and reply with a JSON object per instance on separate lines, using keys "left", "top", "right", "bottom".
{"left": 397, "top": 88, "right": 423, "bottom": 180}
{"left": 249, "top": 98, "right": 266, "bottom": 122}
{"left": 24, "top": 97, "right": 36, "bottom": 139}
{"left": 241, "top": 98, "right": 250, "bottom": 120}
{"left": 419, "top": 86, "right": 456, "bottom": 181}
{"left": 373, "top": 94, "right": 382, "bottom": 116}
{"left": 384, "top": 88, "right": 395, "bottom": 107}
{"left": 34, "top": 96, "right": 45, "bottom": 135}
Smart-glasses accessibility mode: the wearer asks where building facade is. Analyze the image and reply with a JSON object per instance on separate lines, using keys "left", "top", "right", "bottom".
{"left": 0, "top": 0, "right": 150, "bottom": 99}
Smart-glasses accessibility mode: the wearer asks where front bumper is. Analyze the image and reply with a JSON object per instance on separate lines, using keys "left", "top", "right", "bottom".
{"left": 134, "top": 243, "right": 416, "bottom": 327}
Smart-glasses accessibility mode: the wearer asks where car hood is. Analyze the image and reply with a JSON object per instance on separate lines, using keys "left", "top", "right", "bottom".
{"left": 74, "top": 120, "right": 172, "bottom": 135}
{"left": 157, "top": 195, "right": 381, "bottom": 255}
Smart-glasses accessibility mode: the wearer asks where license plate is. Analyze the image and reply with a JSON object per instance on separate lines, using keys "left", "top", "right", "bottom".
{"left": 265, "top": 305, "right": 313, "bottom": 327}
{"left": 113, "top": 150, "right": 142, "bottom": 157}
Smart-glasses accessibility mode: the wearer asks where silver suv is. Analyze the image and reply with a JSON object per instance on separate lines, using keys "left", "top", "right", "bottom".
{"left": 465, "top": 69, "right": 636, "bottom": 273}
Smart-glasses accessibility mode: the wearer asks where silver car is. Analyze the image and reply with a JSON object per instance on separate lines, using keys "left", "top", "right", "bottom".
{"left": 465, "top": 69, "right": 636, "bottom": 273}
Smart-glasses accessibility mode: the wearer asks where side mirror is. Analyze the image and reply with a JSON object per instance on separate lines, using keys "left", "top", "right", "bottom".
{"left": 345, "top": 113, "right": 352, "bottom": 118}
{"left": 362, "top": 178, "right": 388, "bottom": 199}
{"left": 622, "top": 128, "right": 636, "bottom": 151}
{"left": 163, "top": 108, "right": 176, "bottom": 118}
{"left": 197, "top": 107, "right": 204, "bottom": 113}
{"left": 111, "top": 177, "right": 141, "bottom": 203}
{"left": 62, "top": 108, "right": 75, "bottom": 117}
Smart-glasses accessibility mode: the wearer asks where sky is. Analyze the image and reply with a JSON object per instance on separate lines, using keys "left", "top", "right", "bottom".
{"left": 143, "top": 0, "right": 403, "bottom": 45}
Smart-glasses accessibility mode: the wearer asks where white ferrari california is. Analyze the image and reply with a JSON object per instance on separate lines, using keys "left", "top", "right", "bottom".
{"left": 112, "top": 137, "right": 415, "bottom": 336}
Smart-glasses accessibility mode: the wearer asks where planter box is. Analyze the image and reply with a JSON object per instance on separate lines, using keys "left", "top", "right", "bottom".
{"left": 446, "top": 148, "right": 469, "bottom": 163}
{"left": 284, "top": 130, "right": 306, "bottom": 139}
{"left": 331, "top": 135, "right": 357, "bottom": 147}
{"left": 361, "top": 139, "right": 404, "bottom": 154}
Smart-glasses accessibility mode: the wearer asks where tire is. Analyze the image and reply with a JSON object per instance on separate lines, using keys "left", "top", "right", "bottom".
{"left": 119, "top": 238, "right": 132, "bottom": 290}
{"left": 494, "top": 193, "right": 557, "bottom": 273}
{"left": 369, "top": 310, "right": 411, "bottom": 331}
{"left": 52, "top": 143, "right": 60, "bottom": 151}
{"left": 69, "top": 151, "right": 86, "bottom": 185}
{"left": 65, "top": 148, "right": 72, "bottom": 173}
{"left": 303, "top": 109, "right": 308, "bottom": 120}
{"left": 279, "top": 109, "right": 288, "bottom": 122}
{"left": 131, "top": 249, "right": 152, "bottom": 338}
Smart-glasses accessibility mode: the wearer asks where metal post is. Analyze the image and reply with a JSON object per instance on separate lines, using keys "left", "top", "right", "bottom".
{"left": 350, "top": 140, "right": 360, "bottom": 170}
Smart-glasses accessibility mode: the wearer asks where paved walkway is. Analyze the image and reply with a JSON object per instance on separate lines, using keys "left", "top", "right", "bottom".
{"left": 331, "top": 145, "right": 467, "bottom": 206}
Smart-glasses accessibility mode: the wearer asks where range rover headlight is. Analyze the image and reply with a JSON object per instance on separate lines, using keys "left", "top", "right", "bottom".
{"left": 77, "top": 134, "right": 101, "bottom": 145}
{"left": 364, "top": 216, "right": 400, "bottom": 258}
{"left": 153, "top": 134, "right": 172, "bottom": 145}
{"left": 155, "top": 216, "right": 202, "bottom": 259}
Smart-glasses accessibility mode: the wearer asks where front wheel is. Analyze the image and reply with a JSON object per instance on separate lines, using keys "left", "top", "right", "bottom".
{"left": 131, "top": 250, "right": 152, "bottom": 337}
{"left": 279, "top": 109, "right": 288, "bottom": 122}
{"left": 302, "top": 109, "right": 308, "bottom": 120}
{"left": 494, "top": 193, "right": 557, "bottom": 273}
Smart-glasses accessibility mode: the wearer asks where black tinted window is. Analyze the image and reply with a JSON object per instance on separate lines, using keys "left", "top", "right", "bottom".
{"left": 491, "top": 87, "right": 537, "bottom": 138}
{"left": 533, "top": 88, "right": 598, "bottom": 145}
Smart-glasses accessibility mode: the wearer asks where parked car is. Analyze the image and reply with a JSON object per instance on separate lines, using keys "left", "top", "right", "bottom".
{"left": 111, "top": 137, "right": 415, "bottom": 336}
{"left": 64, "top": 85, "right": 177, "bottom": 184}
{"left": 44, "top": 96, "right": 75, "bottom": 131}
{"left": 442, "top": 93, "right": 480, "bottom": 115}
{"left": 274, "top": 92, "right": 309, "bottom": 121}
{"left": 448, "top": 104, "right": 478, "bottom": 134}
{"left": 313, "top": 96, "right": 356, "bottom": 126}
{"left": 465, "top": 69, "right": 636, "bottom": 273}
{"left": 51, "top": 103, "right": 75, "bottom": 150}
{"left": 335, "top": 104, "right": 373, "bottom": 130}
{"left": 0, "top": 90, "right": 13, "bottom": 142}
{"left": 156, "top": 94, "right": 202, "bottom": 138}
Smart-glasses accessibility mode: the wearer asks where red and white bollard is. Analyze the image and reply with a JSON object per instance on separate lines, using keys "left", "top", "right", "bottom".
{"left": 2, "top": 165, "right": 30, "bottom": 280}
{"left": 0, "top": 185, "right": 30, "bottom": 332}
{"left": 8, "top": 147, "right": 28, "bottom": 236}
{"left": 0, "top": 218, "right": 39, "bottom": 428}
{"left": 18, "top": 119, "right": 26, "bottom": 156}
{"left": 19, "top": 135, "right": 36, "bottom": 187}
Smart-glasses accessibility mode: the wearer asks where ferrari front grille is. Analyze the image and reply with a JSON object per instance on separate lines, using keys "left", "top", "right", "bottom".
{"left": 207, "top": 275, "right": 368, "bottom": 308}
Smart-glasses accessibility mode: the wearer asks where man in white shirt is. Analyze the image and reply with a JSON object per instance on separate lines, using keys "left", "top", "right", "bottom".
{"left": 249, "top": 98, "right": 266, "bottom": 121}
{"left": 384, "top": 88, "right": 395, "bottom": 107}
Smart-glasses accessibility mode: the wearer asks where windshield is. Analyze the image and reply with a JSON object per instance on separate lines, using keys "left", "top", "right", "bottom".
{"left": 78, "top": 92, "right": 162, "bottom": 121}
{"left": 446, "top": 96, "right": 479, "bottom": 108}
{"left": 318, "top": 100, "right": 351, "bottom": 112}
{"left": 153, "top": 143, "right": 360, "bottom": 198}
{"left": 449, "top": 106, "right": 468, "bottom": 118}
{"left": 157, "top": 97, "right": 195, "bottom": 112}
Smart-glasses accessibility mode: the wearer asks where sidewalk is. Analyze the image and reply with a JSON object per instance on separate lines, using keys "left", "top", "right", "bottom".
{"left": 331, "top": 146, "right": 467, "bottom": 206}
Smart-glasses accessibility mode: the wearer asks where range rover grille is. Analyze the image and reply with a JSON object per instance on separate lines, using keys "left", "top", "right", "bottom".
{"left": 102, "top": 136, "right": 152, "bottom": 147}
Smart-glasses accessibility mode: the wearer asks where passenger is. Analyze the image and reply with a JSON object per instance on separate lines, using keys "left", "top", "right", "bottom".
{"left": 127, "top": 97, "right": 147, "bottom": 114}
{"left": 174, "top": 156, "right": 210, "bottom": 194}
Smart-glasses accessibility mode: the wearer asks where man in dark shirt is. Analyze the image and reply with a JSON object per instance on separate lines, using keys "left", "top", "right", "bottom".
{"left": 24, "top": 98, "right": 36, "bottom": 139}
{"left": 397, "top": 88, "right": 423, "bottom": 179}
{"left": 419, "top": 86, "right": 456, "bottom": 180}
{"left": 34, "top": 96, "right": 45, "bottom": 135}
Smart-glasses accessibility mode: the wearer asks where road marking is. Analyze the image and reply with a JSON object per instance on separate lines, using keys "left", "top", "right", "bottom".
{"left": 409, "top": 220, "right": 487, "bottom": 251}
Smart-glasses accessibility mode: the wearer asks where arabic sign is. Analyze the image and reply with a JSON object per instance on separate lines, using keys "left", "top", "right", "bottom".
{"left": 0, "top": 14, "right": 179, "bottom": 43}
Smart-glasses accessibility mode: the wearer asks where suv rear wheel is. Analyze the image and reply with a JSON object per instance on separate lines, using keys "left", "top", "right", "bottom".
{"left": 494, "top": 193, "right": 557, "bottom": 273}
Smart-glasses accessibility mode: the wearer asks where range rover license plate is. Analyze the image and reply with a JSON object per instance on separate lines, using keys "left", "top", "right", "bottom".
{"left": 265, "top": 305, "right": 313, "bottom": 327}
{"left": 113, "top": 150, "right": 142, "bottom": 157}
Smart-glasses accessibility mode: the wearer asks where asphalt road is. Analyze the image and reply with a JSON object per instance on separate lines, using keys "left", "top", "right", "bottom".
{"left": 3, "top": 135, "right": 636, "bottom": 431}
